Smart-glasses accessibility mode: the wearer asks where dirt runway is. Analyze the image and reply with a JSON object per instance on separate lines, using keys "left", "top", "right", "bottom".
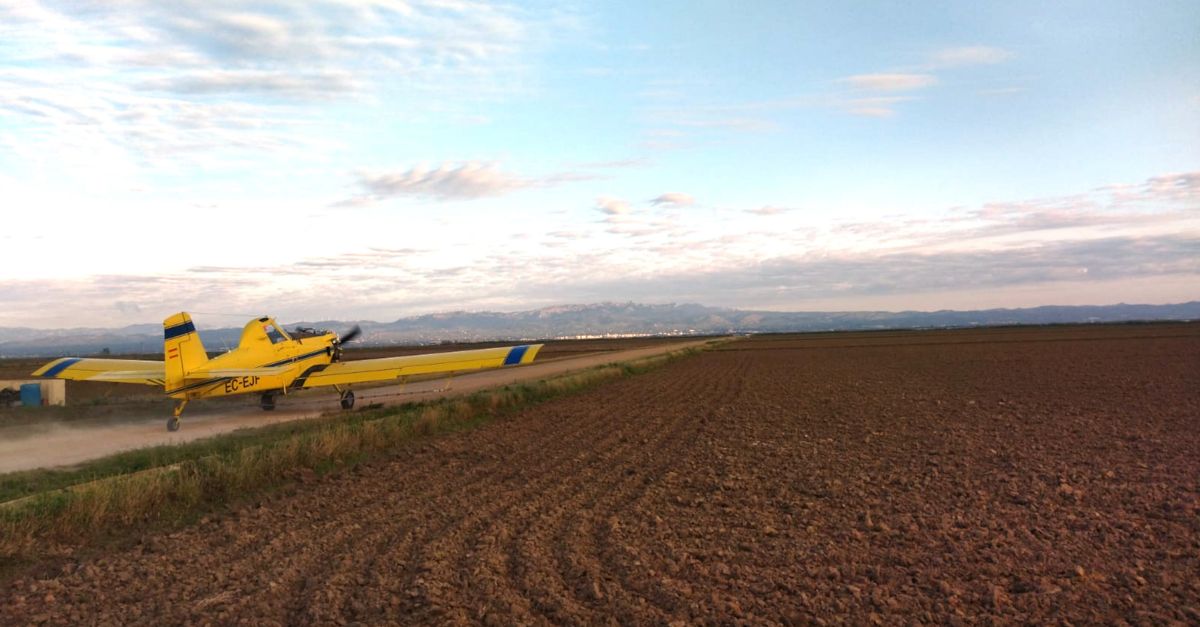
{"left": 0, "top": 340, "right": 712, "bottom": 473}
{"left": 2, "top": 326, "right": 1197, "bottom": 623}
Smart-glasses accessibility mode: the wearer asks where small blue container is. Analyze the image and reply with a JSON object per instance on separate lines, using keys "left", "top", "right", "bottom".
{"left": 20, "top": 383, "right": 42, "bottom": 407}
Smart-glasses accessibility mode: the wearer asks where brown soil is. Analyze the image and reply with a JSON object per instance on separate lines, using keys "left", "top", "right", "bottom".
{"left": 3, "top": 324, "right": 1198, "bottom": 624}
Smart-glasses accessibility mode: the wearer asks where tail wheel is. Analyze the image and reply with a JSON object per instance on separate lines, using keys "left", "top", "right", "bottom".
{"left": 260, "top": 392, "right": 276, "bottom": 411}
{"left": 340, "top": 390, "right": 355, "bottom": 410}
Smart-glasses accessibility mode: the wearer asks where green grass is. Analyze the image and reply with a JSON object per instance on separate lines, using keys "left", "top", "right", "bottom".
{"left": 0, "top": 342, "right": 720, "bottom": 563}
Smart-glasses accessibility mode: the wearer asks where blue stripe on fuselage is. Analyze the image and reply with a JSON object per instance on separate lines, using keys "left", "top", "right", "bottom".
{"left": 165, "top": 377, "right": 229, "bottom": 395}
{"left": 265, "top": 348, "right": 330, "bottom": 368}
{"left": 503, "top": 345, "right": 529, "bottom": 366}
{"left": 42, "top": 357, "right": 82, "bottom": 378}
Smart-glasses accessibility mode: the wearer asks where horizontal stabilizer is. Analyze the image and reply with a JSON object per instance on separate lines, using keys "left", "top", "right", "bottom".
{"left": 32, "top": 358, "right": 165, "bottom": 387}
{"left": 89, "top": 370, "right": 169, "bottom": 384}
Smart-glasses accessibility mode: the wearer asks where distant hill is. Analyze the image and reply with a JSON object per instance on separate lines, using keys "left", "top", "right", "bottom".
{"left": 1, "top": 301, "right": 1197, "bottom": 357}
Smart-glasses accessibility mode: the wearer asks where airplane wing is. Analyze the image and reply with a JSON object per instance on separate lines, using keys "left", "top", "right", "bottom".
{"left": 295, "top": 344, "right": 543, "bottom": 389}
{"left": 32, "top": 357, "right": 165, "bottom": 386}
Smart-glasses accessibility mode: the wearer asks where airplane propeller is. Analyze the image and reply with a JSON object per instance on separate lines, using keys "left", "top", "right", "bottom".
{"left": 331, "top": 325, "right": 362, "bottom": 362}
{"left": 338, "top": 325, "right": 362, "bottom": 345}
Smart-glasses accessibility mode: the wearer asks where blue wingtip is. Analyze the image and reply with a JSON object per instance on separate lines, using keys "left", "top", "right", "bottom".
{"left": 503, "top": 345, "right": 530, "bottom": 366}
{"left": 42, "top": 357, "right": 81, "bottom": 378}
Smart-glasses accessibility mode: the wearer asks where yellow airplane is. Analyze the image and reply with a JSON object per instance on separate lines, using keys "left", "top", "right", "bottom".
{"left": 33, "top": 312, "right": 542, "bottom": 431}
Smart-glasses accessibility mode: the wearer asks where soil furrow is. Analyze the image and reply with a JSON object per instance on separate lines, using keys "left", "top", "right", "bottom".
{"left": 554, "top": 354, "right": 753, "bottom": 621}
{"left": 291, "top": 395, "right": 635, "bottom": 623}
{"left": 2, "top": 327, "right": 1197, "bottom": 624}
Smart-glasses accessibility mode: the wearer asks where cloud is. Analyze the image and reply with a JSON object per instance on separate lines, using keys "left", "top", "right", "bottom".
{"left": 603, "top": 213, "right": 692, "bottom": 239}
{"left": 830, "top": 76, "right": 934, "bottom": 116}
{"left": 829, "top": 170, "right": 1200, "bottom": 252}
{"left": 368, "top": 246, "right": 427, "bottom": 255}
{"left": 4, "top": 170, "right": 1197, "bottom": 328}
{"left": 650, "top": 192, "right": 694, "bottom": 207}
{"left": 4, "top": 232, "right": 1196, "bottom": 328}
{"left": 342, "top": 161, "right": 601, "bottom": 205}
{"left": 513, "top": 235, "right": 1200, "bottom": 309}
{"left": 830, "top": 47, "right": 1011, "bottom": 117}
{"left": 746, "top": 206, "right": 790, "bottom": 216}
{"left": 847, "top": 106, "right": 892, "bottom": 118}
{"left": 546, "top": 230, "right": 588, "bottom": 241}
{"left": 596, "top": 196, "right": 632, "bottom": 215}
{"left": 355, "top": 162, "right": 530, "bottom": 201}
{"left": 1003, "top": 171, "right": 1200, "bottom": 213}
{"left": 929, "top": 46, "right": 1015, "bottom": 69}
{"left": 0, "top": 1, "right": 565, "bottom": 164}
{"left": 140, "top": 70, "right": 361, "bottom": 100}
{"left": 649, "top": 46, "right": 1008, "bottom": 127}
{"left": 838, "top": 73, "right": 938, "bottom": 92}
{"left": 1134, "top": 172, "right": 1200, "bottom": 203}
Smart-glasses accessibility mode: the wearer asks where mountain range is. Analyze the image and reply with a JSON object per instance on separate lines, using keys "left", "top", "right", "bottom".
{"left": 1, "top": 301, "right": 1197, "bottom": 357}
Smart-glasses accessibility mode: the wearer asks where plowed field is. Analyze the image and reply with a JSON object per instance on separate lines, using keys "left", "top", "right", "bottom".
{"left": 4, "top": 325, "right": 1198, "bottom": 624}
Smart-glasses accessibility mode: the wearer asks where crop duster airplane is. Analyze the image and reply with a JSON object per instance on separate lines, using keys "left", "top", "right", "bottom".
{"left": 33, "top": 312, "right": 543, "bottom": 431}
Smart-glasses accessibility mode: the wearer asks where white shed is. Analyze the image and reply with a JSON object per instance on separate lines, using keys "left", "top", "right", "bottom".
{"left": 0, "top": 379, "right": 66, "bottom": 406}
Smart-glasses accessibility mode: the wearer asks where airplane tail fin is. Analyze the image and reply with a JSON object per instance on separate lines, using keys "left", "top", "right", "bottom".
{"left": 163, "top": 312, "right": 208, "bottom": 391}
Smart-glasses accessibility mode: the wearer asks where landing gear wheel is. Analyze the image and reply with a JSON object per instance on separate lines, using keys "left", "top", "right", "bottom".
{"left": 260, "top": 392, "right": 276, "bottom": 411}
{"left": 166, "top": 416, "right": 180, "bottom": 432}
{"left": 340, "top": 390, "right": 355, "bottom": 410}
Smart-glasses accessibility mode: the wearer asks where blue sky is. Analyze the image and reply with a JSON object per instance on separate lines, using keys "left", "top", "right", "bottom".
{"left": 0, "top": 0, "right": 1197, "bottom": 328}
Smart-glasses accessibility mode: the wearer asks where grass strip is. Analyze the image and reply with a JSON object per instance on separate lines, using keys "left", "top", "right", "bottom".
{"left": 0, "top": 342, "right": 718, "bottom": 563}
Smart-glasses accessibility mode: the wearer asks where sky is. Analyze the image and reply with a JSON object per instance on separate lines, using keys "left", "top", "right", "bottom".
{"left": 0, "top": 0, "right": 1197, "bottom": 329}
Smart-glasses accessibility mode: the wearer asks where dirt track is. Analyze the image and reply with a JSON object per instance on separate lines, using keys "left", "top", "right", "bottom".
{"left": 0, "top": 340, "right": 711, "bottom": 473}
{"left": 2, "top": 326, "right": 1198, "bottom": 623}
